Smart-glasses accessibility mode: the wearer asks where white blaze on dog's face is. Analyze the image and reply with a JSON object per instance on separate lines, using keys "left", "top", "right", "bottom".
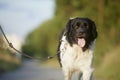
{"left": 66, "top": 17, "right": 97, "bottom": 51}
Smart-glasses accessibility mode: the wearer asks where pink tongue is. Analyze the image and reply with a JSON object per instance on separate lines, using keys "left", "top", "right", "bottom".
{"left": 78, "top": 38, "right": 86, "bottom": 47}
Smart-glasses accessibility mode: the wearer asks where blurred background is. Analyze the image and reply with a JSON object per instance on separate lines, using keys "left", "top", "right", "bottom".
{"left": 0, "top": 0, "right": 120, "bottom": 80}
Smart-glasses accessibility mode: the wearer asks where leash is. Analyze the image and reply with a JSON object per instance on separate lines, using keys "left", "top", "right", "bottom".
{"left": 0, "top": 25, "right": 59, "bottom": 61}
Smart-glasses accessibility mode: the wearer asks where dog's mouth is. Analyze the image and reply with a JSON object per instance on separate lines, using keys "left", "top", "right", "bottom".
{"left": 77, "top": 38, "right": 86, "bottom": 48}
{"left": 76, "top": 31, "right": 87, "bottom": 47}
{"left": 76, "top": 32, "right": 86, "bottom": 48}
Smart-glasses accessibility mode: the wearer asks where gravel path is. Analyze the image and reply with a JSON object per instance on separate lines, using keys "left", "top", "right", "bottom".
{"left": 0, "top": 60, "right": 65, "bottom": 80}
{"left": 0, "top": 60, "right": 98, "bottom": 80}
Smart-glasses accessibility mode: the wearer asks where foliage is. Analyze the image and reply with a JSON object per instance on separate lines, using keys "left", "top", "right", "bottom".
{"left": 22, "top": 0, "right": 120, "bottom": 79}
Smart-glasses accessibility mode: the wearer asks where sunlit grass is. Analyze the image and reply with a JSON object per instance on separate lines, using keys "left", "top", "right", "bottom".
{"left": 0, "top": 53, "right": 20, "bottom": 64}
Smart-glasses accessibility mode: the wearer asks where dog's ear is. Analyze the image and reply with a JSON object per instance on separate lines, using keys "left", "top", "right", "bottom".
{"left": 91, "top": 21, "right": 98, "bottom": 39}
{"left": 66, "top": 19, "right": 73, "bottom": 36}
{"left": 65, "top": 18, "right": 75, "bottom": 46}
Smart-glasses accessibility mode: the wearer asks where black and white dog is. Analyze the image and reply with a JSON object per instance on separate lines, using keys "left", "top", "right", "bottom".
{"left": 57, "top": 17, "right": 98, "bottom": 80}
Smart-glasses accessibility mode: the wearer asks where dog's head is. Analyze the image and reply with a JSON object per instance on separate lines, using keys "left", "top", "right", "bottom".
{"left": 65, "top": 17, "right": 97, "bottom": 51}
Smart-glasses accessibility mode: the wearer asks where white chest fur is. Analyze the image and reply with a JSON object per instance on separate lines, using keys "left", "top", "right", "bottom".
{"left": 60, "top": 36, "right": 95, "bottom": 80}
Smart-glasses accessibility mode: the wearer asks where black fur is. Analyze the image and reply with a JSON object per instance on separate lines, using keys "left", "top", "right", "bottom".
{"left": 57, "top": 29, "right": 66, "bottom": 67}
{"left": 57, "top": 17, "right": 98, "bottom": 66}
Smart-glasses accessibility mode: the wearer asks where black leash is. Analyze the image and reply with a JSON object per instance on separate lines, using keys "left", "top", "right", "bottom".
{"left": 0, "top": 25, "right": 59, "bottom": 61}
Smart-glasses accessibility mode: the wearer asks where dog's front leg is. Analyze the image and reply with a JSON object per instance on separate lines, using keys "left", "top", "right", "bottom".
{"left": 82, "top": 69, "right": 93, "bottom": 80}
{"left": 63, "top": 70, "right": 72, "bottom": 80}
{"left": 78, "top": 72, "right": 83, "bottom": 80}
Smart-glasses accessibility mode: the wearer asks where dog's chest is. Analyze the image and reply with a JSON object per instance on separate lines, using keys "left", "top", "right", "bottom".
{"left": 59, "top": 36, "right": 94, "bottom": 71}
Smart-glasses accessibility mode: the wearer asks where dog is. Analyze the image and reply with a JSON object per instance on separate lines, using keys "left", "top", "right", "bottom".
{"left": 57, "top": 17, "right": 98, "bottom": 80}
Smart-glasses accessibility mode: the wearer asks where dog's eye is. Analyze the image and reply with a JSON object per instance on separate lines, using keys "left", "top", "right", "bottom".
{"left": 84, "top": 23, "right": 88, "bottom": 29}
{"left": 84, "top": 23, "right": 87, "bottom": 26}
{"left": 74, "top": 22, "right": 80, "bottom": 29}
{"left": 76, "top": 22, "right": 80, "bottom": 26}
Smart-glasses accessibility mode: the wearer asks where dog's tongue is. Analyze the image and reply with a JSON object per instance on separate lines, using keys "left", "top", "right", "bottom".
{"left": 78, "top": 38, "right": 86, "bottom": 47}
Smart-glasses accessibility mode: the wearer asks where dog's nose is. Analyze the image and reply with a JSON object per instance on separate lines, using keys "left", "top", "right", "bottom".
{"left": 79, "top": 32, "right": 84, "bottom": 35}
{"left": 79, "top": 25, "right": 86, "bottom": 33}
{"left": 79, "top": 28, "right": 86, "bottom": 33}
